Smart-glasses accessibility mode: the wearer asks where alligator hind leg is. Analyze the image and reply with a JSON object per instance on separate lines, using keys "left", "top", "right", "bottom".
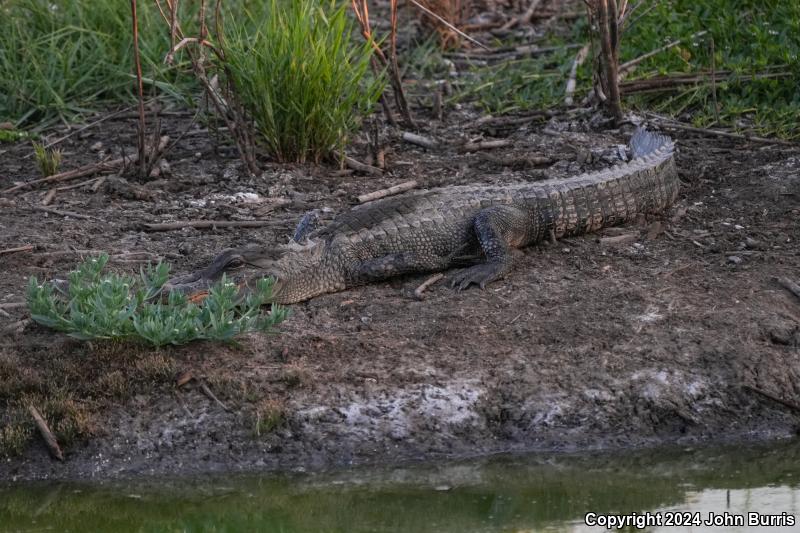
{"left": 451, "top": 205, "right": 534, "bottom": 290}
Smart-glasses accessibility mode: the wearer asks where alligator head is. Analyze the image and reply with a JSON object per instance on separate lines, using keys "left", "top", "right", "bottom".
{"left": 165, "top": 240, "right": 345, "bottom": 304}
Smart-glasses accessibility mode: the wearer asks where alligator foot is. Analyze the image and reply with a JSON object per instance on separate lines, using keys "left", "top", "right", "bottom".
{"left": 450, "top": 262, "right": 507, "bottom": 291}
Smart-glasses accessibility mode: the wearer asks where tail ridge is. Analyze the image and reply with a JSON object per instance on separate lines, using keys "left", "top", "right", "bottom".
{"left": 630, "top": 127, "right": 673, "bottom": 159}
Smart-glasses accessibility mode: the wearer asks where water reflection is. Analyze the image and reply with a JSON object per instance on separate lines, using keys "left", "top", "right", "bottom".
{"left": 1, "top": 440, "right": 799, "bottom": 532}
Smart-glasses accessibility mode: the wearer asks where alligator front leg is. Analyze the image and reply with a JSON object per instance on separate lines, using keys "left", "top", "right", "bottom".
{"left": 451, "top": 205, "right": 534, "bottom": 290}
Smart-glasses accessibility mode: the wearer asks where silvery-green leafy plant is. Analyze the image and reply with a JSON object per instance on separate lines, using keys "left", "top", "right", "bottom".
{"left": 27, "top": 255, "right": 288, "bottom": 346}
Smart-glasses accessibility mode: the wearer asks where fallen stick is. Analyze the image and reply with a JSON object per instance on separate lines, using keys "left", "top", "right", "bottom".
{"left": 462, "top": 139, "right": 512, "bottom": 151}
{"left": 477, "top": 153, "right": 553, "bottom": 167}
{"left": 344, "top": 155, "right": 382, "bottom": 176}
{"left": 3, "top": 158, "right": 119, "bottom": 195}
{"left": 199, "top": 381, "right": 230, "bottom": 412}
{"left": 0, "top": 244, "right": 34, "bottom": 255}
{"left": 621, "top": 71, "right": 790, "bottom": 94}
{"left": 32, "top": 205, "right": 95, "bottom": 221}
{"left": 56, "top": 177, "right": 102, "bottom": 192}
{"left": 21, "top": 104, "right": 141, "bottom": 159}
{"left": 743, "top": 385, "right": 800, "bottom": 414}
{"left": 2, "top": 136, "right": 169, "bottom": 195}
{"left": 1, "top": 318, "right": 30, "bottom": 335}
{"left": 401, "top": 132, "right": 437, "bottom": 149}
{"left": 28, "top": 405, "right": 64, "bottom": 461}
{"left": 414, "top": 273, "right": 444, "bottom": 300}
{"left": 142, "top": 220, "right": 272, "bottom": 232}
{"left": 565, "top": 44, "right": 590, "bottom": 105}
{"left": 358, "top": 180, "right": 418, "bottom": 203}
{"left": 500, "top": 0, "right": 543, "bottom": 31}
{"left": 650, "top": 117, "right": 796, "bottom": 146}
{"left": 776, "top": 277, "right": 800, "bottom": 301}
{"left": 599, "top": 233, "right": 638, "bottom": 246}
{"left": 41, "top": 188, "right": 57, "bottom": 206}
{"left": 619, "top": 31, "right": 707, "bottom": 74}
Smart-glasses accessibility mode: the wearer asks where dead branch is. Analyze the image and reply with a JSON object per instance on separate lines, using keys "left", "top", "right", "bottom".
{"left": 646, "top": 114, "right": 796, "bottom": 146}
{"left": 619, "top": 31, "right": 708, "bottom": 74}
{"left": 351, "top": 0, "right": 414, "bottom": 127}
{"left": 620, "top": 70, "right": 790, "bottom": 94}
{"left": 461, "top": 139, "right": 512, "bottom": 151}
{"left": 344, "top": 155, "right": 383, "bottom": 176}
{"left": 0, "top": 302, "right": 25, "bottom": 309}
{"left": 2, "top": 136, "right": 169, "bottom": 195}
{"left": 476, "top": 153, "right": 553, "bottom": 167}
{"left": 565, "top": 43, "right": 590, "bottom": 105}
{"left": 742, "top": 385, "right": 800, "bottom": 414}
{"left": 414, "top": 273, "right": 444, "bottom": 300}
{"left": 599, "top": 233, "right": 638, "bottom": 246}
{"left": 41, "top": 189, "right": 57, "bottom": 206}
{"left": 357, "top": 180, "right": 418, "bottom": 203}
{"left": 28, "top": 405, "right": 64, "bottom": 461}
{"left": 1, "top": 318, "right": 30, "bottom": 334}
{"left": 500, "top": 0, "right": 543, "bottom": 31}
{"left": 0, "top": 244, "right": 34, "bottom": 255}
{"left": 776, "top": 277, "right": 800, "bottom": 301}
{"left": 131, "top": 0, "right": 148, "bottom": 180}
{"left": 31, "top": 205, "right": 95, "bottom": 221}
{"left": 199, "top": 381, "right": 230, "bottom": 411}
{"left": 142, "top": 219, "right": 274, "bottom": 231}
{"left": 21, "top": 106, "right": 139, "bottom": 159}
{"left": 401, "top": 131, "right": 437, "bottom": 149}
{"left": 595, "top": 0, "right": 623, "bottom": 123}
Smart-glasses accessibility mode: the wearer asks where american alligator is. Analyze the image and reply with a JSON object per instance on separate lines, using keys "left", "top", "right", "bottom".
{"left": 167, "top": 128, "right": 678, "bottom": 303}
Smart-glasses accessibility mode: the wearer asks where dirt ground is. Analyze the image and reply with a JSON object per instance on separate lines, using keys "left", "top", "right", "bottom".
{"left": 1, "top": 4, "right": 800, "bottom": 480}
{"left": 1, "top": 102, "right": 799, "bottom": 481}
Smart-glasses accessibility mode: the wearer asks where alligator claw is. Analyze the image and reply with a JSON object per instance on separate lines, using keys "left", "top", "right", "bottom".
{"left": 450, "top": 263, "right": 504, "bottom": 291}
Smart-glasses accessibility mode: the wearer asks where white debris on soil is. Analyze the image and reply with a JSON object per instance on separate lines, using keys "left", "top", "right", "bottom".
{"left": 188, "top": 192, "right": 264, "bottom": 208}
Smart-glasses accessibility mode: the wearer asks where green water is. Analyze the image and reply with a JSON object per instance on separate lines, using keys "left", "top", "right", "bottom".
{"left": 2, "top": 441, "right": 800, "bottom": 532}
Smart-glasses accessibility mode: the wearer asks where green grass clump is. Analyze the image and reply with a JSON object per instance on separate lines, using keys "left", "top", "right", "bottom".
{"left": 32, "top": 141, "right": 62, "bottom": 177}
{"left": 622, "top": 0, "right": 800, "bottom": 138}
{"left": 0, "top": 0, "right": 183, "bottom": 127}
{"left": 223, "top": 0, "right": 384, "bottom": 163}
{"left": 26, "top": 254, "right": 288, "bottom": 347}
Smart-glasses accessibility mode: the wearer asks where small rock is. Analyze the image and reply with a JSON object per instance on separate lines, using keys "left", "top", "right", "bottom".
{"left": 745, "top": 237, "right": 764, "bottom": 250}
{"left": 90, "top": 141, "right": 103, "bottom": 151}
{"left": 727, "top": 255, "right": 742, "bottom": 265}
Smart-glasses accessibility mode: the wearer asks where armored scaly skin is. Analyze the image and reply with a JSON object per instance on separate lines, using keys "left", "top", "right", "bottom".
{"left": 169, "top": 128, "right": 678, "bottom": 303}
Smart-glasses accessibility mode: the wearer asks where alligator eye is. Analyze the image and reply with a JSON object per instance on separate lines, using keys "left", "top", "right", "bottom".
{"left": 227, "top": 257, "right": 245, "bottom": 269}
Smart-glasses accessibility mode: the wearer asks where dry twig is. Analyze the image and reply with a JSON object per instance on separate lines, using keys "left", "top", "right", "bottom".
{"left": 200, "top": 381, "right": 230, "bottom": 412}
{"left": 500, "top": 0, "right": 543, "bottom": 31}
{"left": 565, "top": 44, "right": 590, "bottom": 105}
{"left": 142, "top": 219, "right": 274, "bottom": 231}
{"left": 358, "top": 180, "right": 419, "bottom": 203}
{"left": 2, "top": 136, "right": 169, "bottom": 195}
{"left": 0, "top": 244, "right": 34, "bottom": 255}
{"left": 776, "top": 277, "right": 800, "bottom": 302}
{"left": 414, "top": 273, "right": 444, "bottom": 299}
{"left": 401, "top": 132, "right": 437, "bottom": 149}
{"left": 344, "top": 156, "right": 383, "bottom": 176}
{"left": 28, "top": 405, "right": 64, "bottom": 461}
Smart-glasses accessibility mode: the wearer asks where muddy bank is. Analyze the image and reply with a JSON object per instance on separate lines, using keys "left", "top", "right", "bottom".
{"left": 2, "top": 104, "right": 800, "bottom": 480}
